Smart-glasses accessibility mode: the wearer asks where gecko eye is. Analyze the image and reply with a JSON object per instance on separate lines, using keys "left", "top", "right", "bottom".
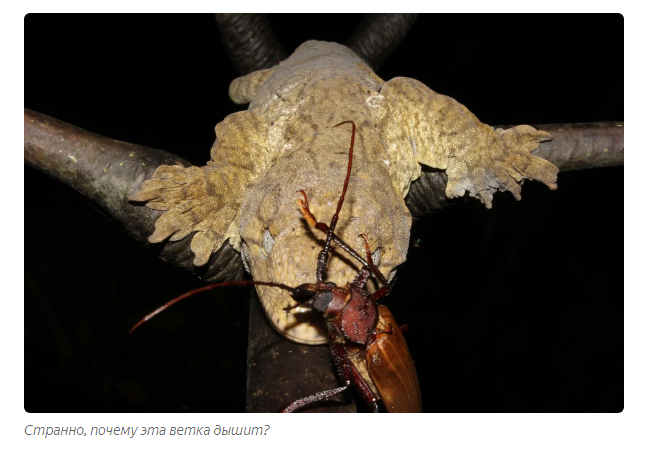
{"left": 262, "top": 229, "right": 275, "bottom": 255}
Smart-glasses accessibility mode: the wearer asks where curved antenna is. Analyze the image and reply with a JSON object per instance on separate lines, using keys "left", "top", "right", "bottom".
{"left": 130, "top": 280, "right": 295, "bottom": 334}
{"left": 315, "top": 120, "right": 356, "bottom": 282}
{"left": 330, "top": 121, "right": 356, "bottom": 236}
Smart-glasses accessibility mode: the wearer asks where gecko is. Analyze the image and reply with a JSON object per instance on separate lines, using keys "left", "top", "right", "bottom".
{"left": 129, "top": 40, "right": 559, "bottom": 345}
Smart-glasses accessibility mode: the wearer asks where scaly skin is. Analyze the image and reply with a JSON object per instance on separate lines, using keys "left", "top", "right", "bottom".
{"left": 131, "top": 41, "right": 558, "bottom": 344}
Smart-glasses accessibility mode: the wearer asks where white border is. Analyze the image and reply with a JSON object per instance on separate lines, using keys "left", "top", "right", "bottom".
{"left": 7, "top": 3, "right": 646, "bottom": 453}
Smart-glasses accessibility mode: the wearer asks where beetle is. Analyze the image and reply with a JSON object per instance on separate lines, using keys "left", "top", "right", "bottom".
{"left": 131, "top": 121, "right": 422, "bottom": 412}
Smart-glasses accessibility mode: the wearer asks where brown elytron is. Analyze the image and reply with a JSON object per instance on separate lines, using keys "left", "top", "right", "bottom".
{"left": 368, "top": 306, "right": 422, "bottom": 412}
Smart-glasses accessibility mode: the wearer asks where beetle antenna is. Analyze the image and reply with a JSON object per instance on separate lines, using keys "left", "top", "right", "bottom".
{"left": 316, "top": 120, "right": 356, "bottom": 282}
{"left": 130, "top": 280, "right": 295, "bottom": 334}
{"left": 299, "top": 190, "right": 368, "bottom": 266}
{"left": 329, "top": 120, "right": 355, "bottom": 236}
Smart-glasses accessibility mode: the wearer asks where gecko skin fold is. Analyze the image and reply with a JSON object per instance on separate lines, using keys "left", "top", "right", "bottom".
{"left": 130, "top": 41, "right": 558, "bottom": 345}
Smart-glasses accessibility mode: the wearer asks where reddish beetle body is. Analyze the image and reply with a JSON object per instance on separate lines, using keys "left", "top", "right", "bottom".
{"left": 282, "top": 275, "right": 422, "bottom": 412}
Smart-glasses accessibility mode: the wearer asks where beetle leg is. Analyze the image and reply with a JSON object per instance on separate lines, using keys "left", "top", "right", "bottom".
{"left": 351, "top": 266, "right": 372, "bottom": 290}
{"left": 330, "top": 340, "right": 379, "bottom": 412}
{"left": 372, "top": 286, "right": 391, "bottom": 301}
{"left": 298, "top": 191, "right": 390, "bottom": 291}
{"left": 299, "top": 190, "right": 369, "bottom": 266}
{"left": 359, "top": 233, "right": 374, "bottom": 264}
{"left": 279, "top": 337, "right": 379, "bottom": 413}
{"left": 298, "top": 190, "right": 325, "bottom": 230}
{"left": 359, "top": 233, "right": 392, "bottom": 300}
{"left": 279, "top": 385, "right": 349, "bottom": 413}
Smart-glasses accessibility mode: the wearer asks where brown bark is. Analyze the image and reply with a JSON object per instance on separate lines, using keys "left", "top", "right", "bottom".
{"left": 24, "top": 108, "right": 243, "bottom": 283}
{"left": 215, "top": 14, "right": 287, "bottom": 76}
{"left": 347, "top": 14, "right": 419, "bottom": 71}
{"left": 531, "top": 122, "right": 624, "bottom": 171}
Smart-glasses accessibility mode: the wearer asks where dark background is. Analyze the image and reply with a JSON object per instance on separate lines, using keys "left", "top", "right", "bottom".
{"left": 25, "top": 14, "right": 623, "bottom": 412}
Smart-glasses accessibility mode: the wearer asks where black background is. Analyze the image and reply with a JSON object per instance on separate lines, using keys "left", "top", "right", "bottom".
{"left": 25, "top": 14, "right": 623, "bottom": 412}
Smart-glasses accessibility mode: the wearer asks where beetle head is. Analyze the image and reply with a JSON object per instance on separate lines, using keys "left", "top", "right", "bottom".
{"left": 289, "top": 282, "right": 336, "bottom": 314}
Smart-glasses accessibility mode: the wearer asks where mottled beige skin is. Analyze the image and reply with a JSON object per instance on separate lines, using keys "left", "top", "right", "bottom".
{"left": 131, "top": 41, "right": 558, "bottom": 345}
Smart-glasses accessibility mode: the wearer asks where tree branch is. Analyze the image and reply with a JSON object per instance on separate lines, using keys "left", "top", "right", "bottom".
{"left": 347, "top": 13, "right": 419, "bottom": 71}
{"left": 215, "top": 13, "right": 287, "bottom": 75}
{"left": 24, "top": 108, "right": 243, "bottom": 283}
{"left": 530, "top": 122, "right": 624, "bottom": 171}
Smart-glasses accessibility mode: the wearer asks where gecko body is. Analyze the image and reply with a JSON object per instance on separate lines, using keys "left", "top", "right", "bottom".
{"left": 131, "top": 41, "right": 558, "bottom": 344}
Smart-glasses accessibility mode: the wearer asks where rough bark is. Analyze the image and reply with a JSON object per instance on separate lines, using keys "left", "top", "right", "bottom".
{"left": 347, "top": 13, "right": 419, "bottom": 71}
{"left": 215, "top": 13, "right": 287, "bottom": 75}
{"left": 530, "top": 122, "right": 624, "bottom": 171}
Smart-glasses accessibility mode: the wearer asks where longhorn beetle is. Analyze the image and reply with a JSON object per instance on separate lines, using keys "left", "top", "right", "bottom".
{"left": 131, "top": 121, "right": 422, "bottom": 412}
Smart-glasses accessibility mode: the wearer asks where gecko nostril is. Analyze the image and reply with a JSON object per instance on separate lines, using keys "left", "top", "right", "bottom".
{"left": 262, "top": 229, "right": 275, "bottom": 256}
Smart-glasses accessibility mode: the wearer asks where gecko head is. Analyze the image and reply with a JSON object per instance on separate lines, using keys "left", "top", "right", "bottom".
{"left": 239, "top": 159, "right": 411, "bottom": 345}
